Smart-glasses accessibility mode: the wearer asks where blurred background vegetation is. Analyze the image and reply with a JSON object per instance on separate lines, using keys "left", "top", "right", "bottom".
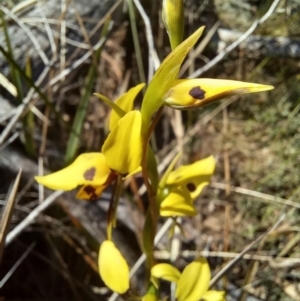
{"left": 0, "top": 0, "right": 300, "bottom": 300}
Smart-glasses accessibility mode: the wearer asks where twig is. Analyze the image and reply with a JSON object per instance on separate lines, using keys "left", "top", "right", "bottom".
{"left": 154, "top": 249, "right": 300, "bottom": 267}
{"left": 132, "top": 0, "right": 160, "bottom": 80}
{"left": 180, "top": 20, "right": 221, "bottom": 76}
{"left": 209, "top": 213, "right": 285, "bottom": 287}
{"left": 0, "top": 63, "right": 51, "bottom": 145}
{"left": 0, "top": 242, "right": 36, "bottom": 288}
{"left": 189, "top": 0, "right": 282, "bottom": 78}
{"left": 5, "top": 190, "right": 64, "bottom": 245}
{"left": 37, "top": 0, "right": 56, "bottom": 54}
{"left": 48, "top": 24, "right": 112, "bottom": 87}
{"left": 0, "top": 4, "right": 49, "bottom": 66}
{"left": 210, "top": 182, "right": 300, "bottom": 209}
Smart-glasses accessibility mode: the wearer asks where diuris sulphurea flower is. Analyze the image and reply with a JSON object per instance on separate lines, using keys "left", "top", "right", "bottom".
{"left": 151, "top": 257, "right": 226, "bottom": 301}
{"left": 158, "top": 156, "right": 216, "bottom": 217}
{"left": 36, "top": 110, "right": 143, "bottom": 200}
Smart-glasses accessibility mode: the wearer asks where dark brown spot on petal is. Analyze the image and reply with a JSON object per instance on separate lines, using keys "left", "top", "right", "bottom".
{"left": 186, "top": 182, "right": 196, "bottom": 192}
{"left": 189, "top": 86, "right": 206, "bottom": 100}
{"left": 84, "top": 167, "right": 96, "bottom": 181}
{"left": 83, "top": 185, "right": 98, "bottom": 201}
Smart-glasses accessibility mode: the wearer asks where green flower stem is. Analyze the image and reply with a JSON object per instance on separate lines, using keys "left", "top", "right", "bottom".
{"left": 141, "top": 106, "right": 164, "bottom": 267}
{"left": 107, "top": 175, "right": 123, "bottom": 240}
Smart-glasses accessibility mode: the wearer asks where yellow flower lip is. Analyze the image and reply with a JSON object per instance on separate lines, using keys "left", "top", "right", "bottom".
{"left": 165, "top": 155, "right": 216, "bottom": 201}
{"left": 164, "top": 79, "right": 274, "bottom": 109}
{"left": 35, "top": 153, "right": 111, "bottom": 191}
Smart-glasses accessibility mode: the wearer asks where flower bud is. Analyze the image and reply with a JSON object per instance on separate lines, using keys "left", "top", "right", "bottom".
{"left": 162, "top": 0, "right": 184, "bottom": 50}
{"left": 164, "top": 79, "right": 274, "bottom": 109}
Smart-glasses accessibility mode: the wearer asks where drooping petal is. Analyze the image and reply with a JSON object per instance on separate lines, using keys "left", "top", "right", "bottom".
{"left": 166, "top": 156, "right": 216, "bottom": 200}
{"left": 164, "top": 79, "right": 274, "bottom": 109}
{"left": 109, "top": 83, "right": 145, "bottom": 130}
{"left": 151, "top": 263, "right": 181, "bottom": 283}
{"left": 201, "top": 290, "right": 226, "bottom": 301}
{"left": 98, "top": 240, "right": 130, "bottom": 294}
{"left": 140, "top": 26, "right": 205, "bottom": 134}
{"left": 160, "top": 187, "right": 197, "bottom": 217}
{"left": 176, "top": 257, "right": 211, "bottom": 301}
{"left": 102, "top": 110, "right": 142, "bottom": 175}
{"left": 35, "top": 153, "right": 111, "bottom": 191}
{"left": 162, "top": 0, "right": 184, "bottom": 50}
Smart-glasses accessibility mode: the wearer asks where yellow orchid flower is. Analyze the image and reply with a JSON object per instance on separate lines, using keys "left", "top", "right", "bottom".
{"left": 35, "top": 153, "right": 115, "bottom": 201}
{"left": 35, "top": 111, "right": 143, "bottom": 200}
{"left": 158, "top": 156, "right": 215, "bottom": 217}
{"left": 140, "top": 26, "right": 273, "bottom": 133}
{"left": 151, "top": 257, "right": 226, "bottom": 301}
{"left": 164, "top": 79, "right": 274, "bottom": 109}
{"left": 166, "top": 155, "right": 216, "bottom": 200}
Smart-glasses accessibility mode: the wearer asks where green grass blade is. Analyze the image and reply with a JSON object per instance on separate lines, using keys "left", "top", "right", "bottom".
{"left": 128, "top": 0, "right": 146, "bottom": 85}
{"left": 64, "top": 20, "right": 110, "bottom": 165}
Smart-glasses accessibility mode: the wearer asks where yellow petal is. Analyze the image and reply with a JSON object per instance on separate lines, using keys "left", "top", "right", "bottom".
{"left": 201, "top": 290, "right": 226, "bottom": 301}
{"left": 76, "top": 184, "right": 107, "bottom": 201}
{"left": 160, "top": 187, "right": 197, "bottom": 217}
{"left": 176, "top": 257, "right": 211, "bottom": 301}
{"left": 151, "top": 263, "right": 181, "bottom": 283}
{"left": 109, "top": 83, "right": 145, "bottom": 130}
{"left": 94, "top": 93, "right": 126, "bottom": 119}
{"left": 164, "top": 79, "right": 274, "bottom": 109}
{"left": 140, "top": 26, "right": 205, "bottom": 134}
{"left": 162, "top": 0, "right": 184, "bottom": 49}
{"left": 102, "top": 110, "right": 142, "bottom": 175}
{"left": 166, "top": 156, "right": 216, "bottom": 200}
{"left": 35, "top": 153, "right": 111, "bottom": 191}
{"left": 159, "top": 151, "right": 182, "bottom": 190}
{"left": 98, "top": 240, "right": 130, "bottom": 294}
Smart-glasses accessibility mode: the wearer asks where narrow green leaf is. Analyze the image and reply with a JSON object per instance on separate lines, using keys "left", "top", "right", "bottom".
{"left": 24, "top": 56, "right": 36, "bottom": 156}
{"left": 65, "top": 21, "right": 110, "bottom": 165}
{"left": 140, "top": 26, "right": 205, "bottom": 135}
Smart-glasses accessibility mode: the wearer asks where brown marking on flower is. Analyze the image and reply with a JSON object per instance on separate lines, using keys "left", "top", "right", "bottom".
{"left": 186, "top": 182, "right": 196, "bottom": 192}
{"left": 83, "top": 167, "right": 96, "bottom": 181}
{"left": 83, "top": 185, "right": 98, "bottom": 200}
{"left": 189, "top": 86, "right": 206, "bottom": 100}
